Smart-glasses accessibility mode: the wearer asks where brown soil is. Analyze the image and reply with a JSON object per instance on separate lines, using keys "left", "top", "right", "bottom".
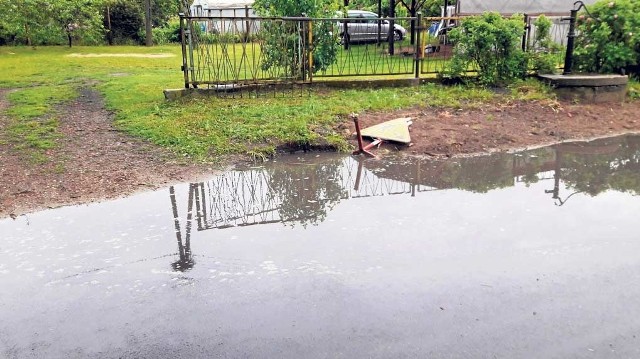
{"left": 2, "top": 88, "right": 640, "bottom": 219}
{"left": 348, "top": 99, "right": 640, "bottom": 157}
{"left": 0, "top": 88, "right": 216, "bottom": 219}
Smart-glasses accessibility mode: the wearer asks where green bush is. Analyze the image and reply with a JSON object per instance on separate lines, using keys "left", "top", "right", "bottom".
{"left": 445, "top": 12, "right": 528, "bottom": 86}
{"left": 253, "top": 0, "right": 340, "bottom": 77}
{"left": 574, "top": 0, "right": 640, "bottom": 74}
{"left": 152, "top": 17, "right": 181, "bottom": 44}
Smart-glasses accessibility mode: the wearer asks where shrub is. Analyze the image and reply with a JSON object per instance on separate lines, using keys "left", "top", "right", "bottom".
{"left": 253, "top": 0, "right": 340, "bottom": 77}
{"left": 152, "top": 17, "right": 181, "bottom": 44}
{"left": 574, "top": 0, "right": 640, "bottom": 74}
{"left": 445, "top": 12, "right": 528, "bottom": 86}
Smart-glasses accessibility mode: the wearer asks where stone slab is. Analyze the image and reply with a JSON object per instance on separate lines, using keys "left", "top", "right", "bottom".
{"left": 539, "top": 74, "right": 628, "bottom": 87}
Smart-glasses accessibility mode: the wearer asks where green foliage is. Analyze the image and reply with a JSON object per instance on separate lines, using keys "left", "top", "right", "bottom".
{"left": 253, "top": 0, "right": 340, "bottom": 76}
{"left": 529, "top": 15, "right": 563, "bottom": 74}
{"left": 106, "top": 0, "right": 145, "bottom": 45}
{"left": 420, "top": 0, "right": 458, "bottom": 17}
{"left": 629, "top": 80, "right": 640, "bottom": 99}
{"left": 574, "top": 0, "right": 640, "bottom": 74}
{"left": 0, "top": 0, "right": 104, "bottom": 46}
{"left": 152, "top": 17, "right": 182, "bottom": 44}
{"left": 445, "top": 12, "right": 528, "bottom": 86}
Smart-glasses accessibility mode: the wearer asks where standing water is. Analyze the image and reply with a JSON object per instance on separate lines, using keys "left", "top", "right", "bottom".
{"left": 1, "top": 135, "right": 640, "bottom": 358}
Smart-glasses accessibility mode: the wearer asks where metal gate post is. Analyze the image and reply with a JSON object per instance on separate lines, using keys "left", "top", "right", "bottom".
{"left": 308, "top": 19, "right": 313, "bottom": 83}
{"left": 414, "top": 13, "right": 422, "bottom": 79}
{"left": 186, "top": 18, "right": 196, "bottom": 87}
{"left": 179, "top": 13, "right": 189, "bottom": 88}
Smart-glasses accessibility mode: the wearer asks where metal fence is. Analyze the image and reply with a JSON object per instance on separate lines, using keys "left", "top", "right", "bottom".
{"left": 179, "top": 13, "right": 569, "bottom": 95}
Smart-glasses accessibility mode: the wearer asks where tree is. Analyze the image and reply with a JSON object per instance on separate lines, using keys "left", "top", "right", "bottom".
{"left": 105, "top": 0, "right": 144, "bottom": 44}
{"left": 253, "top": 0, "right": 341, "bottom": 78}
{"left": 0, "top": 0, "right": 103, "bottom": 46}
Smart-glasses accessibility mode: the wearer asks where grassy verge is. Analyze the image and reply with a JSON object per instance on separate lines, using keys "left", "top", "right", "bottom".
{"left": 629, "top": 79, "right": 640, "bottom": 100}
{"left": 0, "top": 45, "right": 554, "bottom": 162}
{"left": 3, "top": 84, "right": 76, "bottom": 163}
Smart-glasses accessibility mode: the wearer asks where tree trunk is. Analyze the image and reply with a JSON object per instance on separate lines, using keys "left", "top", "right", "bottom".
{"left": 68, "top": 32, "right": 72, "bottom": 47}
{"left": 106, "top": 4, "right": 113, "bottom": 45}
{"left": 144, "top": 0, "right": 153, "bottom": 46}
{"left": 24, "top": 23, "right": 31, "bottom": 46}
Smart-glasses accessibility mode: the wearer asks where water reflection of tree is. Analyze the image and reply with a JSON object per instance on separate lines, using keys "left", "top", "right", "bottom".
{"left": 558, "top": 137, "right": 640, "bottom": 197}
{"left": 438, "top": 155, "right": 515, "bottom": 193}
{"left": 266, "top": 159, "right": 348, "bottom": 228}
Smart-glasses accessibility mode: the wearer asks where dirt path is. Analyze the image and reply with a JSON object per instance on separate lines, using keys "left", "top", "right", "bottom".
{"left": 0, "top": 88, "right": 215, "bottom": 218}
{"left": 2, "top": 88, "right": 640, "bottom": 219}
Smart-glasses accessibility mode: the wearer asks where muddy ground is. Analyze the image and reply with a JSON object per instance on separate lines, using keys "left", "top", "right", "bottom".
{"left": 2, "top": 88, "right": 640, "bottom": 218}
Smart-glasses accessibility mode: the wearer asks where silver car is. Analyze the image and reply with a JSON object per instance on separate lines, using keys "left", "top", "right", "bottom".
{"left": 337, "top": 10, "right": 407, "bottom": 43}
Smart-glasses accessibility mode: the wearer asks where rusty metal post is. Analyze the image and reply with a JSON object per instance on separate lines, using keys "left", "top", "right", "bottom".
{"left": 352, "top": 114, "right": 376, "bottom": 157}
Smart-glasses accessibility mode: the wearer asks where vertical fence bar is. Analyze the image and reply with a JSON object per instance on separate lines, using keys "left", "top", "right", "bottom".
{"left": 522, "top": 14, "right": 529, "bottom": 51}
{"left": 388, "top": 0, "right": 395, "bottom": 55}
{"left": 415, "top": 13, "right": 421, "bottom": 79}
{"left": 308, "top": 19, "right": 313, "bottom": 84}
{"left": 179, "top": 13, "right": 189, "bottom": 88}
{"left": 186, "top": 17, "right": 196, "bottom": 87}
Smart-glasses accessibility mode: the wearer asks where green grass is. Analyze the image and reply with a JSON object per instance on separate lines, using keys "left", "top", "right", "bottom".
{"left": 0, "top": 45, "right": 553, "bottom": 162}
{"left": 3, "top": 84, "right": 76, "bottom": 163}
{"left": 629, "top": 79, "right": 640, "bottom": 100}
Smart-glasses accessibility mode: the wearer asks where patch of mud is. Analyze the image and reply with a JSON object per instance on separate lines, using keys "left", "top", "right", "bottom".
{"left": 66, "top": 53, "right": 175, "bottom": 58}
{"left": 0, "top": 88, "right": 216, "bottom": 218}
{"left": 351, "top": 99, "right": 640, "bottom": 157}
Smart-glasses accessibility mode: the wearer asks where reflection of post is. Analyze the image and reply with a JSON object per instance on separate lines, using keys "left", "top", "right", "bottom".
{"left": 354, "top": 157, "right": 364, "bottom": 191}
{"left": 545, "top": 149, "right": 562, "bottom": 201}
{"left": 545, "top": 148, "right": 580, "bottom": 206}
{"left": 169, "top": 185, "right": 195, "bottom": 272}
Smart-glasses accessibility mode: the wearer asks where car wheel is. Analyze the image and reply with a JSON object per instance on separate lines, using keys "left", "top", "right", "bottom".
{"left": 393, "top": 30, "right": 403, "bottom": 42}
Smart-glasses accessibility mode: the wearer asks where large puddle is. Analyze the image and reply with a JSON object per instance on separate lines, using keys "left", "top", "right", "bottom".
{"left": 2, "top": 135, "right": 640, "bottom": 358}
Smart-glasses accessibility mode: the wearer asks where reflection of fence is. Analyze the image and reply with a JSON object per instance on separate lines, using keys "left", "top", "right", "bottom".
{"left": 193, "top": 157, "right": 441, "bottom": 230}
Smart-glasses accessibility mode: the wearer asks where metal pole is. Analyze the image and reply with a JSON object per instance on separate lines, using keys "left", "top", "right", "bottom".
{"left": 179, "top": 13, "right": 190, "bottom": 88}
{"left": 377, "top": 0, "right": 382, "bottom": 46}
{"left": 308, "top": 19, "right": 313, "bottom": 83}
{"left": 522, "top": 14, "right": 529, "bottom": 51}
{"left": 563, "top": 8, "right": 578, "bottom": 75}
{"left": 389, "top": 0, "right": 395, "bottom": 56}
{"left": 415, "top": 13, "right": 421, "bottom": 79}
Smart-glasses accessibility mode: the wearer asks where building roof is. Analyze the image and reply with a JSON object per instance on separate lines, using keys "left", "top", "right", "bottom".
{"left": 459, "top": 0, "right": 597, "bottom": 14}
{"left": 192, "top": 0, "right": 254, "bottom": 9}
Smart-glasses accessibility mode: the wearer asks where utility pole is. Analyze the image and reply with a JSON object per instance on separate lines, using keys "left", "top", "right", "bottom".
{"left": 145, "top": 0, "right": 153, "bottom": 46}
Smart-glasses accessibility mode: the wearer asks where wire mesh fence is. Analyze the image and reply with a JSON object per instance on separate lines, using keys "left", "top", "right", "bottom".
{"left": 179, "top": 13, "right": 571, "bottom": 95}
